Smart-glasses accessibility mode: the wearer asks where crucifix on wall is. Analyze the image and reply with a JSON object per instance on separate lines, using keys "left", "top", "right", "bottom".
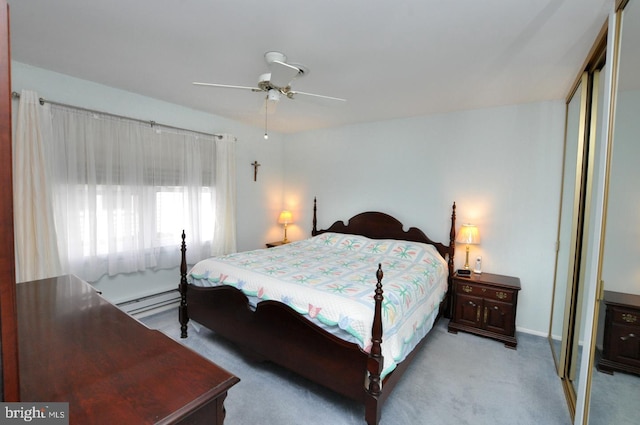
{"left": 251, "top": 160, "right": 261, "bottom": 182}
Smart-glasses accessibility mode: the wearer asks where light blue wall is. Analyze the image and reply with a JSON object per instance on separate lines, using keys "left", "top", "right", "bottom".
{"left": 283, "top": 101, "right": 566, "bottom": 335}
{"left": 11, "top": 62, "right": 569, "bottom": 335}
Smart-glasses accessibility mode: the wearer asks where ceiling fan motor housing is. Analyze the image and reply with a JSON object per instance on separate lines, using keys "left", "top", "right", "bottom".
{"left": 258, "top": 73, "right": 272, "bottom": 91}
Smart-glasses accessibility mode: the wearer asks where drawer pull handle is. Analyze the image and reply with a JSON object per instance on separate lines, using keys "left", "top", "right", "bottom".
{"left": 622, "top": 313, "right": 637, "bottom": 323}
{"left": 620, "top": 333, "right": 636, "bottom": 341}
{"left": 496, "top": 292, "right": 508, "bottom": 300}
{"left": 468, "top": 301, "right": 477, "bottom": 307}
{"left": 462, "top": 285, "right": 473, "bottom": 293}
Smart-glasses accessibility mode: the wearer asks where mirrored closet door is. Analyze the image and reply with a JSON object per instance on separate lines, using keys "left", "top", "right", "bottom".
{"left": 548, "top": 23, "right": 608, "bottom": 421}
{"left": 588, "top": 0, "right": 639, "bottom": 423}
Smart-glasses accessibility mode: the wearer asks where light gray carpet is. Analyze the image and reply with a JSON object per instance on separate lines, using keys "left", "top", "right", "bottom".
{"left": 588, "top": 351, "right": 638, "bottom": 425}
{"left": 142, "top": 308, "right": 571, "bottom": 425}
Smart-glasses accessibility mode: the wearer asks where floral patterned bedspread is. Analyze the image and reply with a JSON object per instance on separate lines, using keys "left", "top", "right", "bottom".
{"left": 189, "top": 232, "right": 448, "bottom": 377}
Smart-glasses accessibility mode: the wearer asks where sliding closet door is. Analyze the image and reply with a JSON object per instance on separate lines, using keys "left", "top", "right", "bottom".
{"left": 0, "top": 0, "right": 20, "bottom": 401}
{"left": 548, "top": 23, "right": 607, "bottom": 421}
{"left": 587, "top": 1, "right": 638, "bottom": 422}
{"left": 549, "top": 74, "right": 588, "bottom": 398}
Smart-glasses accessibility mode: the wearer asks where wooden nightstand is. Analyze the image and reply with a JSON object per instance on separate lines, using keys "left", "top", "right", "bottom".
{"left": 597, "top": 291, "right": 640, "bottom": 376}
{"left": 266, "top": 241, "right": 288, "bottom": 248}
{"left": 448, "top": 272, "right": 521, "bottom": 349}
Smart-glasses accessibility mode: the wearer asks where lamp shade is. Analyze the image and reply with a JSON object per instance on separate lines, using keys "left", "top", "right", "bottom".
{"left": 278, "top": 210, "right": 293, "bottom": 225}
{"left": 456, "top": 224, "right": 480, "bottom": 245}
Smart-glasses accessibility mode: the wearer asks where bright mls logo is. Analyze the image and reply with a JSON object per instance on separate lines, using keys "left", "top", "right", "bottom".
{"left": 0, "top": 403, "right": 68, "bottom": 424}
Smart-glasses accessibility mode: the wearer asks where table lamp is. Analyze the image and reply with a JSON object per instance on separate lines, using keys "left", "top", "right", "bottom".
{"left": 278, "top": 210, "right": 293, "bottom": 243}
{"left": 456, "top": 224, "right": 480, "bottom": 273}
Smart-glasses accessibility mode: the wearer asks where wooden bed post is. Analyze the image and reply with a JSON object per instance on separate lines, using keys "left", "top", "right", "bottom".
{"left": 447, "top": 202, "right": 456, "bottom": 318}
{"left": 365, "top": 264, "right": 384, "bottom": 425}
{"left": 179, "top": 230, "right": 189, "bottom": 338}
{"left": 312, "top": 196, "right": 318, "bottom": 235}
{"left": 449, "top": 202, "right": 456, "bottom": 273}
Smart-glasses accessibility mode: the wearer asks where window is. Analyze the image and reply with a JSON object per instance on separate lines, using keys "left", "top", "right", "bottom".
{"left": 46, "top": 105, "right": 219, "bottom": 282}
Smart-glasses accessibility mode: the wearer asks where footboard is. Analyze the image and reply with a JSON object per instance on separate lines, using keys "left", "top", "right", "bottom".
{"left": 178, "top": 234, "right": 385, "bottom": 406}
{"left": 197, "top": 287, "right": 373, "bottom": 399}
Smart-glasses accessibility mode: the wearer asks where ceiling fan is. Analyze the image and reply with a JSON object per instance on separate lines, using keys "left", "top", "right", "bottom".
{"left": 194, "top": 51, "right": 346, "bottom": 139}
{"left": 193, "top": 51, "right": 347, "bottom": 105}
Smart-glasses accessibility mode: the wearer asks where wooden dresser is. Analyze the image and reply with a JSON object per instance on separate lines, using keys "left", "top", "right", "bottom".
{"left": 597, "top": 291, "right": 640, "bottom": 376}
{"left": 17, "top": 275, "right": 239, "bottom": 424}
{"left": 448, "top": 272, "right": 521, "bottom": 348}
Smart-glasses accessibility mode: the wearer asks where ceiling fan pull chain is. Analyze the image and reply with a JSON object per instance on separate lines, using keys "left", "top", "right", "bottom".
{"left": 264, "top": 96, "right": 269, "bottom": 140}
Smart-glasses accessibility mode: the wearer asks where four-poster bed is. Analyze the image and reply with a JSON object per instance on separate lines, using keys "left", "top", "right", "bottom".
{"left": 178, "top": 199, "right": 456, "bottom": 425}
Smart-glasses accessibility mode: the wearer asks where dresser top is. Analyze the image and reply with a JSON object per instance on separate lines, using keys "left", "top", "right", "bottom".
{"left": 603, "top": 290, "right": 640, "bottom": 309}
{"left": 17, "top": 274, "right": 239, "bottom": 424}
{"left": 454, "top": 272, "right": 521, "bottom": 290}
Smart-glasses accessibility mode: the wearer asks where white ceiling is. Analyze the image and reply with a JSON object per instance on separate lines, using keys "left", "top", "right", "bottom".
{"left": 7, "top": 0, "right": 613, "bottom": 134}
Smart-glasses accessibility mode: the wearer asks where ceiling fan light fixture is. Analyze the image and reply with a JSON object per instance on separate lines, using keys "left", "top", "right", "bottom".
{"left": 267, "top": 89, "right": 281, "bottom": 102}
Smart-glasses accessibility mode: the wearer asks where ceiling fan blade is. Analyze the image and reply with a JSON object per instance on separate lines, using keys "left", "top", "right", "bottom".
{"left": 288, "top": 90, "right": 347, "bottom": 102}
{"left": 193, "top": 82, "right": 262, "bottom": 92}
{"left": 269, "top": 60, "right": 301, "bottom": 88}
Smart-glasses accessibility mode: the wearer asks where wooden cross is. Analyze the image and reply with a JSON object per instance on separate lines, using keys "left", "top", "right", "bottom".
{"left": 251, "top": 160, "right": 261, "bottom": 182}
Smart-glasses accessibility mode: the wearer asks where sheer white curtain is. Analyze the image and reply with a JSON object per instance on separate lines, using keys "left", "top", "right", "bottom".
{"left": 212, "top": 134, "right": 237, "bottom": 255}
{"left": 13, "top": 90, "right": 61, "bottom": 282}
{"left": 46, "top": 104, "right": 224, "bottom": 282}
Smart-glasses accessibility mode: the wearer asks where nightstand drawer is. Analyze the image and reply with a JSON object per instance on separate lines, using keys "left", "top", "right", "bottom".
{"left": 612, "top": 308, "right": 639, "bottom": 326}
{"left": 597, "top": 291, "right": 640, "bottom": 376}
{"left": 455, "top": 282, "right": 515, "bottom": 303}
{"left": 608, "top": 322, "right": 640, "bottom": 367}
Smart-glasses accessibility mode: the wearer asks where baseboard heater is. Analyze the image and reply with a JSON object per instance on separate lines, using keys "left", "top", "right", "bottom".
{"left": 117, "top": 289, "right": 180, "bottom": 319}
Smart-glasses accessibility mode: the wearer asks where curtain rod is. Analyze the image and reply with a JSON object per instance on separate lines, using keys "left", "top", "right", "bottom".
{"left": 11, "top": 91, "right": 228, "bottom": 140}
